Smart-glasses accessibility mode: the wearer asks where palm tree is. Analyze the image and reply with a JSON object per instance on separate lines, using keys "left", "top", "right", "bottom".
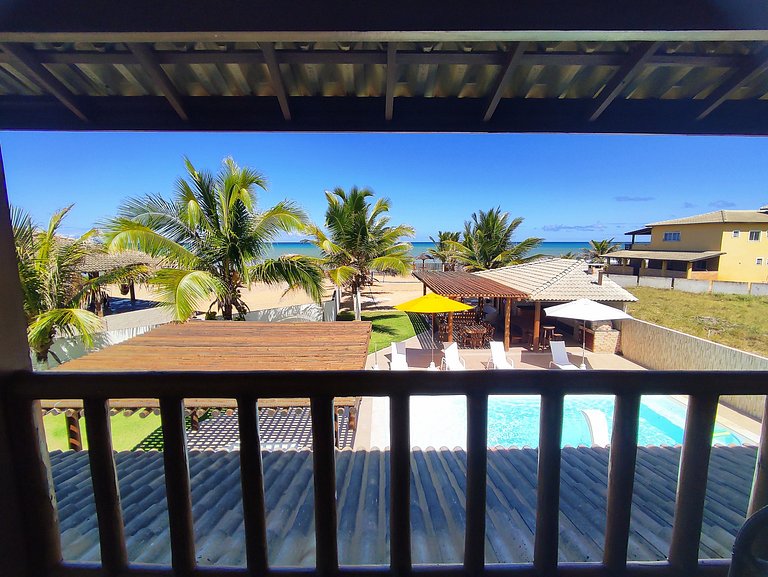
{"left": 305, "top": 187, "right": 414, "bottom": 320}
{"left": 449, "top": 207, "right": 543, "bottom": 272}
{"left": 104, "top": 157, "right": 325, "bottom": 321}
{"left": 427, "top": 230, "right": 461, "bottom": 271}
{"left": 582, "top": 238, "right": 620, "bottom": 263}
{"left": 12, "top": 205, "right": 146, "bottom": 365}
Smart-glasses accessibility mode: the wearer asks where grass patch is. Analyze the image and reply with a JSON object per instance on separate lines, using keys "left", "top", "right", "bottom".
{"left": 44, "top": 412, "right": 163, "bottom": 452}
{"left": 339, "top": 310, "right": 419, "bottom": 352}
{"left": 627, "top": 287, "right": 768, "bottom": 357}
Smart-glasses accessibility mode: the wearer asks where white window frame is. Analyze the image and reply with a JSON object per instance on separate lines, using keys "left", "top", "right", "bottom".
{"left": 663, "top": 231, "right": 681, "bottom": 242}
{"left": 749, "top": 230, "right": 762, "bottom": 241}
{"left": 757, "top": 257, "right": 764, "bottom": 266}
{"left": 732, "top": 230, "right": 740, "bottom": 238}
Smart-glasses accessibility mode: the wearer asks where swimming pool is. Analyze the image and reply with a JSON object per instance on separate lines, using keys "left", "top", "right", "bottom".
{"left": 408, "top": 394, "right": 743, "bottom": 448}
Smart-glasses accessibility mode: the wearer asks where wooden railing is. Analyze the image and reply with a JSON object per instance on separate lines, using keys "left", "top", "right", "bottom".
{"left": 4, "top": 369, "right": 768, "bottom": 577}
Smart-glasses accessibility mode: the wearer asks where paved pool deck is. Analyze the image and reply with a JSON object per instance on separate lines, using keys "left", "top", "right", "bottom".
{"left": 355, "top": 335, "right": 762, "bottom": 450}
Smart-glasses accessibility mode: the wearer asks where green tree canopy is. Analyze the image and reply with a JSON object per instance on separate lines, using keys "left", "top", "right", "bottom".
{"left": 305, "top": 186, "right": 414, "bottom": 319}
{"left": 104, "top": 157, "right": 324, "bottom": 321}
{"left": 427, "top": 230, "right": 461, "bottom": 271}
{"left": 582, "top": 238, "right": 620, "bottom": 263}
{"left": 13, "top": 205, "right": 146, "bottom": 364}
{"left": 448, "top": 207, "right": 543, "bottom": 271}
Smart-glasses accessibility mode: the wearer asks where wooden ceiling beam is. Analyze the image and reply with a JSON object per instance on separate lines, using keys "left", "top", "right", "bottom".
{"left": 3, "top": 95, "right": 768, "bottom": 135}
{"left": 261, "top": 42, "right": 291, "bottom": 121}
{"left": 127, "top": 43, "right": 188, "bottom": 120}
{"left": 0, "top": 48, "right": 750, "bottom": 70}
{"left": 385, "top": 43, "right": 397, "bottom": 121}
{"left": 3, "top": 0, "right": 768, "bottom": 42}
{"left": 589, "top": 42, "right": 662, "bottom": 121}
{"left": 697, "top": 46, "right": 768, "bottom": 120}
{"left": 483, "top": 42, "right": 526, "bottom": 122}
{"left": 0, "top": 43, "right": 87, "bottom": 121}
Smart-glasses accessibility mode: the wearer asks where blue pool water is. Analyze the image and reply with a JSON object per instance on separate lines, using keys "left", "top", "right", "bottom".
{"left": 485, "top": 395, "right": 742, "bottom": 447}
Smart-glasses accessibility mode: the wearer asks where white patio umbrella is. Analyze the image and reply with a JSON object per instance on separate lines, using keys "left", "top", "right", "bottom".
{"left": 543, "top": 299, "right": 632, "bottom": 369}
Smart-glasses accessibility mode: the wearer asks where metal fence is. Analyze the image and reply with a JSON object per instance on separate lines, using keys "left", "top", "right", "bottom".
{"left": 5, "top": 369, "right": 768, "bottom": 577}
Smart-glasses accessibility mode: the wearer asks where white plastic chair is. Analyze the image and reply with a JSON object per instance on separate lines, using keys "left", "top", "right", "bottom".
{"left": 390, "top": 341, "right": 409, "bottom": 370}
{"left": 441, "top": 342, "right": 467, "bottom": 371}
{"left": 488, "top": 341, "right": 514, "bottom": 369}
{"left": 549, "top": 340, "right": 579, "bottom": 370}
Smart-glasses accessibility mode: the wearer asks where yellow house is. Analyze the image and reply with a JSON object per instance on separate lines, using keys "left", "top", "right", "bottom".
{"left": 609, "top": 206, "right": 768, "bottom": 282}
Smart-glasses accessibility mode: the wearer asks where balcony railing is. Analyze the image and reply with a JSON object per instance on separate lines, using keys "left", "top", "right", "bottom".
{"left": 5, "top": 369, "right": 768, "bottom": 577}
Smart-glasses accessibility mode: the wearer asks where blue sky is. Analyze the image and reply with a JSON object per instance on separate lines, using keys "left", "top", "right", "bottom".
{"left": 1, "top": 131, "right": 767, "bottom": 242}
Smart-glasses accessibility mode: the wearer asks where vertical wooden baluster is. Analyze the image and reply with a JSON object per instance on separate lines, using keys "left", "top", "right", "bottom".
{"left": 534, "top": 392, "right": 564, "bottom": 576}
{"left": 465, "top": 393, "right": 488, "bottom": 574}
{"left": 668, "top": 394, "right": 719, "bottom": 573}
{"left": 83, "top": 398, "right": 127, "bottom": 575}
{"left": 311, "top": 396, "right": 339, "bottom": 577}
{"left": 8, "top": 397, "right": 62, "bottom": 574}
{"left": 603, "top": 393, "right": 641, "bottom": 573}
{"left": 159, "top": 397, "right": 196, "bottom": 574}
{"left": 748, "top": 396, "right": 768, "bottom": 516}
{"left": 237, "top": 397, "right": 269, "bottom": 574}
{"left": 390, "top": 395, "right": 411, "bottom": 577}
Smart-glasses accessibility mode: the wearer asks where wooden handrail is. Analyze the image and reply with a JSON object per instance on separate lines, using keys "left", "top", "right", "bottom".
{"left": 6, "top": 369, "right": 768, "bottom": 577}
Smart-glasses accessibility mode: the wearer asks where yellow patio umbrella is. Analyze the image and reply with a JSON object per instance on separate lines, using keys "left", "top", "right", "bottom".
{"left": 394, "top": 294, "right": 474, "bottom": 369}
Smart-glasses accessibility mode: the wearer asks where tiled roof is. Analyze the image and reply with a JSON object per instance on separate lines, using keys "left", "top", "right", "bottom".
{"left": 610, "top": 250, "right": 725, "bottom": 262}
{"left": 647, "top": 210, "right": 768, "bottom": 226}
{"left": 50, "top": 444, "right": 754, "bottom": 567}
{"left": 77, "top": 249, "right": 160, "bottom": 273}
{"left": 475, "top": 259, "right": 637, "bottom": 302}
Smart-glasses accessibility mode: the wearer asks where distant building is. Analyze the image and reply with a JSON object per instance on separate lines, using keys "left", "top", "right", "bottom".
{"left": 608, "top": 206, "right": 768, "bottom": 282}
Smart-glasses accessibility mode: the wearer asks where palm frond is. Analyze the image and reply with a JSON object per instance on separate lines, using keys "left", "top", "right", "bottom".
{"left": 151, "top": 268, "right": 225, "bottom": 321}
{"left": 28, "top": 308, "right": 103, "bottom": 351}
{"left": 251, "top": 255, "right": 326, "bottom": 303}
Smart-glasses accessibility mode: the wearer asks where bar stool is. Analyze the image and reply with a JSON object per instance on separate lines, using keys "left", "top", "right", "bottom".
{"left": 541, "top": 325, "right": 556, "bottom": 349}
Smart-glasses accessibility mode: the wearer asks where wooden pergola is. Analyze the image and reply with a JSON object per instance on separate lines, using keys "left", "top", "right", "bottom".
{"left": 52, "top": 321, "right": 372, "bottom": 449}
{"left": 413, "top": 271, "right": 528, "bottom": 350}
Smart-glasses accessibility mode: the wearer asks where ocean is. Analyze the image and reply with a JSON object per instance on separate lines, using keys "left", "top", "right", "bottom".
{"left": 265, "top": 241, "right": 589, "bottom": 259}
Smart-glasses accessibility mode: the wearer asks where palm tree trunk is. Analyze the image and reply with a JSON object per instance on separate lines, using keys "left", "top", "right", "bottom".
{"left": 354, "top": 288, "right": 361, "bottom": 321}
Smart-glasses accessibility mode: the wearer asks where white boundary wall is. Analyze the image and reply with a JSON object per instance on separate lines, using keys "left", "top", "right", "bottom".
{"left": 620, "top": 319, "right": 768, "bottom": 419}
{"left": 33, "top": 324, "right": 160, "bottom": 370}
{"left": 607, "top": 274, "right": 768, "bottom": 296}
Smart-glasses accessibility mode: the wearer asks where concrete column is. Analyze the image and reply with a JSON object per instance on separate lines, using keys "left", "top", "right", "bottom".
{"left": 0, "top": 144, "right": 34, "bottom": 576}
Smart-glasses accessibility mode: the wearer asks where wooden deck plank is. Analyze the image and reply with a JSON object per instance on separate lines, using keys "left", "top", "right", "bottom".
{"left": 55, "top": 322, "right": 372, "bottom": 372}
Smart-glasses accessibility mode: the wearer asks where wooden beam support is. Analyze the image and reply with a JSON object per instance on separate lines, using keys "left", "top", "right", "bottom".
{"left": 0, "top": 43, "right": 87, "bottom": 121}
{"left": 697, "top": 46, "right": 768, "bottom": 120}
{"left": 5, "top": 0, "right": 768, "bottom": 42}
{"left": 261, "top": 42, "right": 291, "bottom": 121}
{"left": 127, "top": 43, "right": 189, "bottom": 121}
{"left": 385, "top": 43, "right": 397, "bottom": 121}
{"left": 447, "top": 311, "right": 454, "bottom": 343}
{"left": 0, "top": 48, "right": 749, "bottom": 70}
{"left": 483, "top": 42, "right": 526, "bottom": 122}
{"left": 503, "top": 297, "right": 511, "bottom": 351}
{"left": 532, "top": 301, "right": 541, "bottom": 350}
{"left": 65, "top": 409, "right": 82, "bottom": 451}
{"left": 748, "top": 396, "right": 768, "bottom": 516}
{"left": 589, "top": 41, "right": 662, "bottom": 121}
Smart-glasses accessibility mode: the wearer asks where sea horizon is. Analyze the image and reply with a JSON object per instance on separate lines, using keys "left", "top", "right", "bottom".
{"left": 265, "top": 241, "right": 591, "bottom": 259}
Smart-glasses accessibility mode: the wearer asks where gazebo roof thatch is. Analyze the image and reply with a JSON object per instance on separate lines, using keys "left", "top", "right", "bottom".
{"left": 77, "top": 250, "right": 160, "bottom": 273}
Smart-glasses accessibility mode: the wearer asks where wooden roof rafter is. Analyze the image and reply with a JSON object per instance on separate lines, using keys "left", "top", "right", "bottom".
{"left": 414, "top": 270, "right": 528, "bottom": 299}
{"left": 127, "top": 42, "right": 189, "bottom": 120}
{"left": 3, "top": 0, "right": 768, "bottom": 133}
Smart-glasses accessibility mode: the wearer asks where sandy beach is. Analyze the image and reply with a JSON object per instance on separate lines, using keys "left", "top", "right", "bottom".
{"left": 109, "top": 272, "right": 426, "bottom": 314}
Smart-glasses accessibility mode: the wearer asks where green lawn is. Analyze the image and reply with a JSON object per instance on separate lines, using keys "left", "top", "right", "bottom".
{"left": 339, "top": 310, "right": 426, "bottom": 352}
{"left": 44, "top": 413, "right": 163, "bottom": 452}
{"left": 627, "top": 287, "right": 768, "bottom": 357}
